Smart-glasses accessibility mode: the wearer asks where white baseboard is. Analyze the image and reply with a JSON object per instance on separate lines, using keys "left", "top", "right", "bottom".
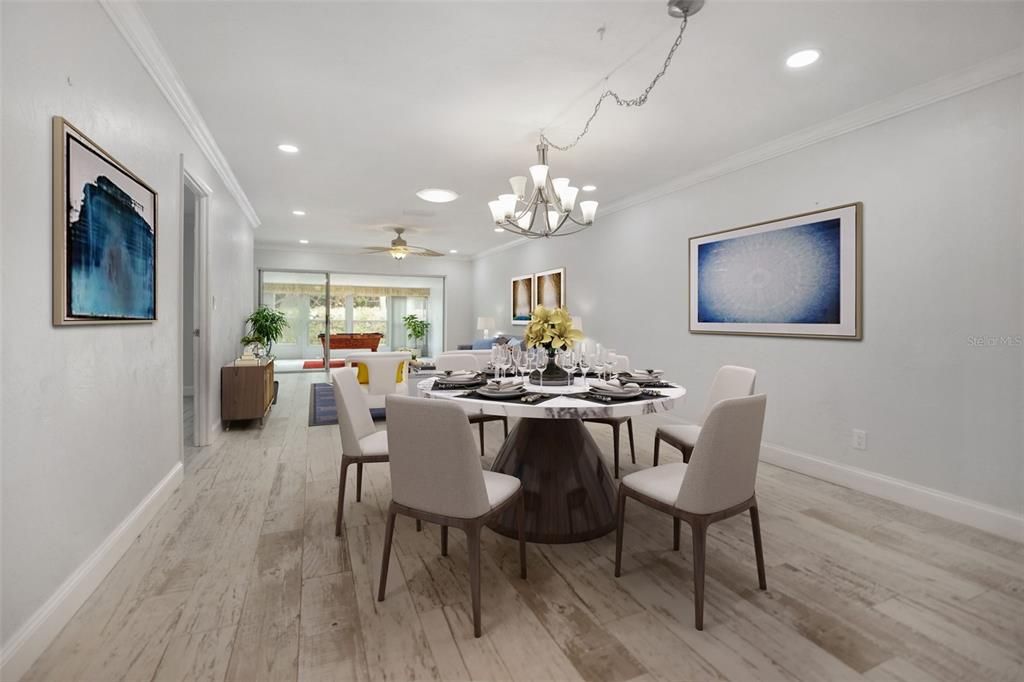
{"left": 0, "top": 462, "right": 184, "bottom": 682}
{"left": 654, "top": 414, "right": 1023, "bottom": 541}
{"left": 760, "top": 442, "right": 1024, "bottom": 541}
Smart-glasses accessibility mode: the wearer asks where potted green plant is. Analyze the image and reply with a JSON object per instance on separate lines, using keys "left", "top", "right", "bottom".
{"left": 402, "top": 314, "right": 431, "bottom": 357}
{"left": 243, "top": 306, "right": 288, "bottom": 357}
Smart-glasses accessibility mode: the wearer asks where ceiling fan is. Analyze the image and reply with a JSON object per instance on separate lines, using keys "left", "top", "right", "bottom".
{"left": 362, "top": 227, "right": 444, "bottom": 260}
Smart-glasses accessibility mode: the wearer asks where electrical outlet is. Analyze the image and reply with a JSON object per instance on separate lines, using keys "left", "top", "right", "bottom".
{"left": 852, "top": 429, "right": 867, "bottom": 451}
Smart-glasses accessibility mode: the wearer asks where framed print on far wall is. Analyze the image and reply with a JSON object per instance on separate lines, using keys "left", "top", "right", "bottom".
{"left": 510, "top": 273, "right": 534, "bottom": 326}
{"left": 689, "top": 203, "right": 861, "bottom": 339}
{"left": 52, "top": 116, "right": 158, "bottom": 325}
{"left": 534, "top": 267, "right": 565, "bottom": 310}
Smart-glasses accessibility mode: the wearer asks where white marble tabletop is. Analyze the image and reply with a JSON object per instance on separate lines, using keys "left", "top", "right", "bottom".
{"left": 417, "top": 377, "right": 686, "bottom": 420}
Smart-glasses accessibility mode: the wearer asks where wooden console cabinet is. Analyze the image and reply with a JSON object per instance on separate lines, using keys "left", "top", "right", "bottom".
{"left": 221, "top": 358, "right": 275, "bottom": 428}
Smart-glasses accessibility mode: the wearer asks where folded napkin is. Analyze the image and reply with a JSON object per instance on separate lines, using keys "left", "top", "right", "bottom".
{"left": 444, "top": 370, "right": 477, "bottom": 377}
{"left": 590, "top": 379, "right": 641, "bottom": 394}
{"left": 487, "top": 377, "right": 524, "bottom": 389}
{"left": 621, "top": 369, "right": 663, "bottom": 378}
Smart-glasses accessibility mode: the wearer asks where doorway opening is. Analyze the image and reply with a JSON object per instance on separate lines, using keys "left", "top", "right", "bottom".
{"left": 182, "top": 168, "right": 212, "bottom": 448}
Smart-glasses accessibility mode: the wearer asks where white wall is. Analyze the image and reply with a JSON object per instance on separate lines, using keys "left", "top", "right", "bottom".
{"left": 473, "top": 76, "right": 1023, "bottom": 516}
{"left": 1, "top": 0, "right": 255, "bottom": 655}
{"left": 255, "top": 246, "right": 476, "bottom": 352}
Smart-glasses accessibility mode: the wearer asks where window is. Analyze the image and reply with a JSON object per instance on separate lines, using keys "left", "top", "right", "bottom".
{"left": 353, "top": 295, "right": 388, "bottom": 344}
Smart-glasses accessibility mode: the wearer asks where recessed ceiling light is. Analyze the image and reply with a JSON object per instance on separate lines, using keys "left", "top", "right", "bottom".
{"left": 786, "top": 49, "right": 820, "bottom": 69}
{"left": 298, "top": 239, "right": 309, "bottom": 244}
{"left": 582, "top": 185, "right": 597, "bottom": 192}
{"left": 292, "top": 210, "right": 306, "bottom": 216}
{"left": 494, "top": 227, "right": 505, "bottom": 233}
{"left": 449, "top": 249, "right": 458, "bottom": 254}
{"left": 416, "top": 188, "right": 459, "bottom": 203}
{"left": 277, "top": 143, "right": 299, "bottom": 153}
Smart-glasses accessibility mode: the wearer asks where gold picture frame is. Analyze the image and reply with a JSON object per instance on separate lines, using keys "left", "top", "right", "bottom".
{"left": 52, "top": 116, "right": 159, "bottom": 326}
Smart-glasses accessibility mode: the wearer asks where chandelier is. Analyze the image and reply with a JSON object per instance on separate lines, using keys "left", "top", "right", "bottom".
{"left": 486, "top": 0, "right": 704, "bottom": 239}
{"left": 487, "top": 143, "right": 597, "bottom": 239}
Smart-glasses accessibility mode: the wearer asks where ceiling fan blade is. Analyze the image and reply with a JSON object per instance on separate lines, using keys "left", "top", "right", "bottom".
{"left": 407, "top": 245, "right": 446, "bottom": 257}
{"left": 362, "top": 246, "right": 394, "bottom": 252}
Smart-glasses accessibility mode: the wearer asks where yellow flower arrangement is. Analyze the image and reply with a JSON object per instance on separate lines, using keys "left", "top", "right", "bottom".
{"left": 524, "top": 305, "right": 584, "bottom": 350}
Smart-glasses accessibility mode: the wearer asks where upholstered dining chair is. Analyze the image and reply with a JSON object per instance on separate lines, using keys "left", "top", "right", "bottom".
{"left": 654, "top": 365, "right": 757, "bottom": 465}
{"left": 583, "top": 352, "right": 635, "bottom": 478}
{"left": 615, "top": 394, "right": 768, "bottom": 630}
{"left": 378, "top": 395, "right": 527, "bottom": 637}
{"left": 436, "top": 353, "right": 509, "bottom": 456}
{"left": 331, "top": 367, "right": 389, "bottom": 536}
{"left": 346, "top": 351, "right": 412, "bottom": 410}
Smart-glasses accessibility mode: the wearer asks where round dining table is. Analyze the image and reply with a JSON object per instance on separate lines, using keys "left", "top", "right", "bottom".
{"left": 418, "top": 377, "right": 686, "bottom": 544}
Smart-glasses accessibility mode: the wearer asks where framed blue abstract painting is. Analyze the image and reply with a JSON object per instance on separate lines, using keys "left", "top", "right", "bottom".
{"left": 689, "top": 203, "right": 861, "bottom": 339}
{"left": 52, "top": 117, "right": 157, "bottom": 325}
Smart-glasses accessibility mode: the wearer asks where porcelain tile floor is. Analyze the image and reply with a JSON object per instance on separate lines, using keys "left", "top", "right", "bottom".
{"left": 25, "top": 373, "right": 1024, "bottom": 681}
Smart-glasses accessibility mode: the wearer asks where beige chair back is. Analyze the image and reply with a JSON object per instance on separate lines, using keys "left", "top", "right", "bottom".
{"left": 331, "top": 368, "right": 376, "bottom": 457}
{"left": 436, "top": 353, "right": 480, "bottom": 372}
{"left": 702, "top": 365, "right": 757, "bottom": 423}
{"left": 677, "top": 394, "right": 767, "bottom": 514}
{"left": 385, "top": 395, "right": 491, "bottom": 519}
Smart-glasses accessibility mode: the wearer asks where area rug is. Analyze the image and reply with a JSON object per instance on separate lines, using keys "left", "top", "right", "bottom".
{"left": 303, "top": 359, "right": 347, "bottom": 370}
{"left": 308, "top": 383, "right": 385, "bottom": 426}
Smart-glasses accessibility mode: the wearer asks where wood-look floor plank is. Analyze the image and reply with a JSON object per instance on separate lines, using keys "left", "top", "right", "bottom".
{"left": 152, "top": 624, "right": 237, "bottom": 682}
{"left": 298, "top": 571, "right": 369, "bottom": 682}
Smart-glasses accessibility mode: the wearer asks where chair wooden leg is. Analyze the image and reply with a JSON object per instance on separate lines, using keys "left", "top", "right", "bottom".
{"left": 502, "top": 417, "right": 509, "bottom": 438}
{"left": 516, "top": 493, "right": 527, "bottom": 579}
{"left": 673, "top": 517, "right": 681, "bottom": 551}
{"left": 691, "top": 519, "right": 708, "bottom": 630}
{"left": 356, "top": 462, "right": 364, "bottom": 502}
{"left": 416, "top": 519, "right": 422, "bottom": 532}
{"left": 335, "top": 457, "right": 350, "bottom": 537}
{"left": 441, "top": 525, "right": 449, "bottom": 557}
{"left": 750, "top": 505, "right": 767, "bottom": 590}
{"left": 377, "top": 506, "right": 397, "bottom": 601}
{"left": 653, "top": 434, "right": 661, "bottom": 466}
{"left": 627, "top": 418, "right": 636, "bottom": 464}
{"left": 478, "top": 420, "right": 485, "bottom": 457}
{"left": 612, "top": 423, "right": 621, "bottom": 479}
{"left": 468, "top": 526, "right": 483, "bottom": 637}
{"left": 614, "top": 488, "right": 627, "bottom": 577}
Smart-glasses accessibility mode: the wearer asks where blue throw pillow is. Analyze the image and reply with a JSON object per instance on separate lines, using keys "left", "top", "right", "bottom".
{"left": 471, "top": 337, "right": 495, "bottom": 350}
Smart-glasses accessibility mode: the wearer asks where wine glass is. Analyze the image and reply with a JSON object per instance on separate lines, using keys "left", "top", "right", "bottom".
{"left": 496, "top": 345, "right": 510, "bottom": 379}
{"left": 578, "top": 350, "right": 592, "bottom": 386}
{"left": 510, "top": 346, "right": 522, "bottom": 378}
{"left": 515, "top": 347, "right": 529, "bottom": 379}
{"left": 558, "top": 350, "right": 575, "bottom": 385}
{"left": 536, "top": 349, "right": 549, "bottom": 388}
{"left": 489, "top": 344, "right": 499, "bottom": 375}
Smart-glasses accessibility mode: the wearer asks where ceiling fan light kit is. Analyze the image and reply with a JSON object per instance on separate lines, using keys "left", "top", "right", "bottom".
{"left": 487, "top": 0, "right": 702, "bottom": 239}
{"left": 362, "top": 227, "right": 445, "bottom": 260}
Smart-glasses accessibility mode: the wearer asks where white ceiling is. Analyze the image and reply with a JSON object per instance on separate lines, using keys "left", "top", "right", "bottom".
{"left": 142, "top": 0, "right": 1024, "bottom": 256}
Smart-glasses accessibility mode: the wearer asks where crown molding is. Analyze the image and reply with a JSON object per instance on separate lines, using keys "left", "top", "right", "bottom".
{"left": 471, "top": 235, "right": 531, "bottom": 260}
{"left": 99, "top": 0, "right": 261, "bottom": 228}
{"left": 473, "top": 46, "right": 1024, "bottom": 260}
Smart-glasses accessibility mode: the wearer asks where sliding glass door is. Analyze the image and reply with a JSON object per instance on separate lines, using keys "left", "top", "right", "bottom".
{"left": 259, "top": 270, "right": 329, "bottom": 372}
{"left": 258, "top": 269, "right": 445, "bottom": 372}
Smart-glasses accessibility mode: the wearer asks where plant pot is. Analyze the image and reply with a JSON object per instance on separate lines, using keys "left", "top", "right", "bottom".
{"left": 529, "top": 347, "right": 573, "bottom": 386}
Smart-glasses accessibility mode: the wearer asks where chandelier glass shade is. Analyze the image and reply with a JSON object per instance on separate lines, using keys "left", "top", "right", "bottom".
{"left": 488, "top": 144, "right": 598, "bottom": 239}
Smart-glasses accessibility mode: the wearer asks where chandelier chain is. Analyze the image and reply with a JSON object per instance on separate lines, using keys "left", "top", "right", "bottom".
{"left": 540, "top": 14, "right": 689, "bottom": 152}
